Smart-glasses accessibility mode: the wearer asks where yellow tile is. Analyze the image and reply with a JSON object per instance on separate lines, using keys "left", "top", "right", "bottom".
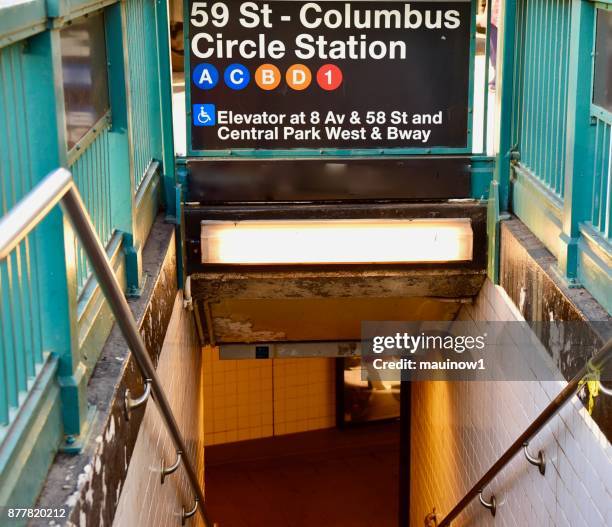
{"left": 248, "top": 413, "right": 261, "bottom": 427}
{"left": 237, "top": 429, "right": 250, "bottom": 440}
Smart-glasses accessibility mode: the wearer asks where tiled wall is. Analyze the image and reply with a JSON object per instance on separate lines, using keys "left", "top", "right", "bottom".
{"left": 410, "top": 280, "right": 612, "bottom": 527}
{"left": 273, "top": 358, "right": 336, "bottom": 435}
{"left": 203, "top": 350, "right": 336, "bottom": 446}
{"left": 113, "top": 292, "right": 205, "bottom": 527}
{"left": 203, "top": 348, "right": 274, "bottom": 444}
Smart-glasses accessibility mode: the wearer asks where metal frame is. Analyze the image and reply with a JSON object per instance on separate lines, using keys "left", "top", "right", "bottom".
{"left": 0, "top": 0, "right": 176, "bottom": 510}
{"left": 0, "top": 168, "right": 211, "bottom": 526}
{"left": 502, "top": 0, "right": 611, "bottom": 311}
{"left": 0, "top": 0, "right": 47, "bottom": 50}
{"left": 67, "top": 110, "right": 113, "bottom": 167}
{"left": 431, "top": 337, "right": 612, "bottom": 527}
{"left": 558, "top": 0, "right": 597, "bottom": 281}
{"left": 578, "top": 2, "right": 612, "bottom": 311}
{"left": 480, "top": 0, "right": 493, "bottom": 153}
{"left": 495, "top": 0, "right": 517, "bottom": 213}
{"left": 154, "top": 0, "right": 178, "bottom": 219}
{"left": 591, "top": 0, "right": 612, "bottom": 123}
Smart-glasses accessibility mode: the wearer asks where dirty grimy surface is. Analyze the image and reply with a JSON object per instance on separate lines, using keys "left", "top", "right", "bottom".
{"left": 33, "top": 217, "right": 178, "bottom": 527}
{"left": 500, "top": 218, "right": 612, "bottom": 441}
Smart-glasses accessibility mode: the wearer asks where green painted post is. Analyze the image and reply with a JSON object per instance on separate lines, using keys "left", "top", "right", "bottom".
{"left": 471, "top": 156, "right": 495, "bottom": 200}
{"left": 106, "top": 4, "right": 143, "bottom": 296}
{"left": 487, "top": 180, "right": 501, "bottom": 282}
{"left": 22, "top": 29, "right": 88, "bottom": 442}
{"left": 485, "top": 0, "right": 517, "bottom": 284}
{"left": 558, "top": 0, "right": 596, "bottom": 282}
{"left": 155, "top": 0, "right": 177, "bottom": 221}
{"left": 466, "top": 0, "right": 478, "bottom": 153}
{"left": 495, "top": 0, "right": 518, "bottom": 213}
{"left": 111, "top": 1, "right": 154, "bottom": 297}
{"left": 106, "top": 4, "right": 133, "bottom": 235}
{"left": 175, "top": 162, "right": 188, "bottom": 288}
{"left": 141, "top": 0, "right": 163, "bottom": 185}
{"left": 123, "top": 232, "right": 143, "bottom": 297}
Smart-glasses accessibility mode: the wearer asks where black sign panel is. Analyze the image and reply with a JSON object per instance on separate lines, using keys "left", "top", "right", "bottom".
{"left": 187, "top": 1, "right": 472, "bottom": 151}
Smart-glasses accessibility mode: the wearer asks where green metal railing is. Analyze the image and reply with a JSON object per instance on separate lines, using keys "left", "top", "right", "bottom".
{"left": 0, "top": 0, "right": 173, "bottom": 512}
{"left": 512, "top": 0, "right": 572, "bottom": 199}
{"left": 0, "top": 238, "right": 45, "bottom": 428}
{"left": 506, "top": 0, "right": 611, "bottom": 311}
{"left": 0, "top": 42, "right": 45, "bottom": 429}
{"left": 431, "top": 338, "right": 612, "bottom": 527}
{"left": 125, "top": 0, "right": 163, "bottom": 190}
{"left": 0, "top": 168, "right": 210, "bottom": 525}
{"left": 590, "top": 111, "right": 611, "bottom": 239}
{"left": 70, "top": 124, "right": 115, "bottom": 292}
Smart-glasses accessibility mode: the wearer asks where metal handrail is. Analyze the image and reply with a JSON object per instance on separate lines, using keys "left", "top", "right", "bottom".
{"left": 0, "top": 168, "right": 211, "bottom": 526}
{"left": 435, "top": 337, "right": 612, "bottom": 527}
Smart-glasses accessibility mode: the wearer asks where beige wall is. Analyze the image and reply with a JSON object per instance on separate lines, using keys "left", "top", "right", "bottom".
{"left": 203, "top": 349, "right": 336, "bottom": 446}
{"left": 113, "top": 292, "right": 205, "bottom": 527}
{"left": 410, "top": 280, "right": 612, "bottom": 527}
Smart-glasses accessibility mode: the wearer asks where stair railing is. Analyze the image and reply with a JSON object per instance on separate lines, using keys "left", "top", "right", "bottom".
{"left": 0, "top": 168, "right": 211, "bottom": 526}
{"left": 427, "top": 337, "right": 612, "bottom": 527}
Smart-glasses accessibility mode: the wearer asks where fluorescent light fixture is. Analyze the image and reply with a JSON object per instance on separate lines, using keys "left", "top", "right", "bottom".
{"left": 200, "top": 218, "right": 473, "bottom": 265}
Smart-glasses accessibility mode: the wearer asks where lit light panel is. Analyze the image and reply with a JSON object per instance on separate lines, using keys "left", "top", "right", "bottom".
{"left": 200, "top": 218, "right": 473, "bottom": 265}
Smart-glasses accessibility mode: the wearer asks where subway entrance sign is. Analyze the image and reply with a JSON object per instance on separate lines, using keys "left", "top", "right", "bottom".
{"left": 186, "top": 0, "right": 473, "bottom": 153}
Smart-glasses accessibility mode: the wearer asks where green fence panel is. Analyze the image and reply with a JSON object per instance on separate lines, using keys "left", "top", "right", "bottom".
{"left": 591, "top": 115, "right": 611, "bottom": 238}
{"left": 70, "top": 127, "right": 115, "bottom": 292}
{"left": 0, "top": 42, "right": 45, "bottom": 429}
{"left": 124, "top": 0, "right": 163, "bottom": 190}
{"left": 512, "top": 0, "right": 572, "bottom": 199}
{"left": 0, "top": 0, "right": 170, "bottom": 509}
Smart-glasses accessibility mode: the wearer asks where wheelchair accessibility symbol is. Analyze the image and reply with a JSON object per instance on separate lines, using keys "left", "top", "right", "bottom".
{"left": 193, "top": 104, "right": 216, "bottom": 127}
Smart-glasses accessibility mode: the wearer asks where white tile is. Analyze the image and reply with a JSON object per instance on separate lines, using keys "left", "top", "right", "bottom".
{"left": 411, "top": 280, "right": 611, "bottom": 527}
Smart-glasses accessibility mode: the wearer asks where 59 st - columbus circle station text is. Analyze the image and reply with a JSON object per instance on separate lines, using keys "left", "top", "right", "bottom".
{"left": 191, "top": 2, "right": 462, "bottom": 61}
